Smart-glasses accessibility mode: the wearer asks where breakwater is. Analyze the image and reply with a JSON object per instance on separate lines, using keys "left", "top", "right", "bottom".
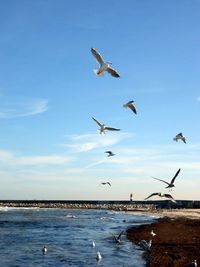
{"left": 0, "top": 200, "right": 200, "bottom": 210}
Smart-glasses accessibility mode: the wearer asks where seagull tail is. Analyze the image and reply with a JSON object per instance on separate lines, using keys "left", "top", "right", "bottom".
{"left": 93, "top": 68, "right": 104, "bottom": 76}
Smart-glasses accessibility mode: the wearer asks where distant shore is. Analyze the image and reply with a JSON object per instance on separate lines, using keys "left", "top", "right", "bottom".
{"left": 0, "top": 199, "right": 200, "bottom": 210}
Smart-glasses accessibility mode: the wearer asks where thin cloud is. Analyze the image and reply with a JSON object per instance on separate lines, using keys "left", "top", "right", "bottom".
{"left": 0, "top": 149, "right": 71, "bottom": 166}
{"left": 0, "top": 98, "right": 48, "bottom": 119}
{"left": 63, "top": 132, "right": 132, "bottom": 152}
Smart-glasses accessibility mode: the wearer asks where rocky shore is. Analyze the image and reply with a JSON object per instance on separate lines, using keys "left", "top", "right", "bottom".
{"left": 0, "top": 201, "right": 156, "bottom": 211}
{"left": 127, "top": 216, "right": 200, "bottom": 267}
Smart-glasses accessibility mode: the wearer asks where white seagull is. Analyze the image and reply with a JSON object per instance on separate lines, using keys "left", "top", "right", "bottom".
{"left": 138, "top": 239, "right": 152, "bottom": 251}
{"left": 42, "top": 245, "right": 47, "bottom": 254}
{"left": 92, "top": 241, "right": 95, "bottom": 248}
{"left": 152, "top": 168, "right": 181, "bottom": 191}
{"left": 92, "top": 117, "right": 120, "bottom": 135}
{"left": 150, "top": 230, "right": 156, "bottom": 237}
{"left": 96, "top": 251, "right": 102, "bottom": 261}
{"left": 91, "top": 48, "right": 120, "bottom": 78}
{"left": 173, "top": 132, "right": 186, "bottom": 143}
{"left": 105, "top": 151, "right": 115, "bottom": 157}
{"left": 123, "top": 100, "right": 137, "bottom": 114}
{"left": 184, "top": 260, "right": 197, "bottom": 267}
{"left": 144, "top": 192, "right": 177, "bottom": 203}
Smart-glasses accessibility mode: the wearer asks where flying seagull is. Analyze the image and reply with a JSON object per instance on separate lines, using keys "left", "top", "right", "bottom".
{"left": 173, "top": 133, "right": 186, "bottom": 143}
{"left": 152, "top": 168, "right": 181, "bottom": 191}
{"left": 91, "top": 48, "right": 120, "bottom": 78}
{"left": 123, "top": 100, "right": 137, "bottom": 114}
{"left": 92, "top": 117, "right": 120, "bottom": 135}
{"left": 112, "top": 231, "right": 124, "bottom": 244}
{"left": 101, "top": 182, "right": 111, "bottom": 186}
{"left": 144, "top": 192, "right": 177, "bottom": 203}
{"left": 105, "top": 151, "right": 115, "bottom": 157}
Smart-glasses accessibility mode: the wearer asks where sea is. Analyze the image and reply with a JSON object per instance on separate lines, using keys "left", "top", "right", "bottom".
{"left": 0, "top": 207, "right": 158, "bottom": 267}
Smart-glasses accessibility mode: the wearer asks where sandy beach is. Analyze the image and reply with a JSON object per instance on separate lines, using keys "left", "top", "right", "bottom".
{"left": 127, "top": 209, "right": 200, "bottom": 267}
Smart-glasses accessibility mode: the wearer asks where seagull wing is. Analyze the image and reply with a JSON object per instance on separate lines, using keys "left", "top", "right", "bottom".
{"left": 164, "top": 194, "right": 176, "bottom": 202}
{"left": 152, "top": 176, "right": 170, "bottom": 186}
{"left": 126, "top": 100, "right": 134, "bottom": 105}
{"left": 91, "top": 48, "right": 104, "bottom": 65}
{"left": 128, "top": 103, "right": 137, "bottom": 114}
{"left": 182, "top": 137, "right": 186, "bottom": 143}
{"left": 107, "top": 182, "right": 111, "bottom": 186}
{"left": 112, "top": 234, "right": 118, "bottom": 243}
{"left": 106, "top": 67, "right": 120, "bottom": 78}
{"left": 105, "top": 126, "right": 120, "bottom": 131}
{"left": 92, "top": 117, "right": 102, "bottom": 127}
{"left": 171, "top": 168, "right": 181, "bottom": 184}
{"left": 144, "top": 192, "right": 159, "bottom": 200}
{"left": 117, "top": 231, "right": 124, "bottom": 240}
{"left": 105, "top": 151, "right": 112, "bottom": 154}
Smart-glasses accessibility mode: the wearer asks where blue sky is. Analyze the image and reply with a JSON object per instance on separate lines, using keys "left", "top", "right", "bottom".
{"left": 0, "top": 0, "right": 199, "bottom": 200}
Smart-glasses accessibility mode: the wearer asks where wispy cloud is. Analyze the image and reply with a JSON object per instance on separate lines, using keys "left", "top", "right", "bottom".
{"left": 62, "top": 132, "right": 132, "bottom": 152}
{"left": 0, "top": 149, "right": 71, "bottom": 166}
{"left": 0, "top": 98, "right": 48, "bottom": 118}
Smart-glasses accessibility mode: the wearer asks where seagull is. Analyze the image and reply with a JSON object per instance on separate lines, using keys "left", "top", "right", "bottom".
{"left": 101, "top": 182, "right": 111, "bottom": 186}
{"left": 92, "top": 241, "right": 96, "bottom": 248}
{"left": 150, "top": 230, "right": 156, "bottom": 237}
{"left": 184, "top": 260, "right": 197, "bottom": 267}
{"left": 123, "top": 100, "right": 137, "bottom": 114}
{"left": 112, "top": 231, "right": 124, "bottom": 244}
{"left": 92, "top": 117, "right": 120, "bottom": 135}
{"left": 173, "top": 133, "right": 186, "bottom": 143}
{"left": 138, "top": 239, "right": 152, "bottom": 251}
{"left": 42, "top": 245, "right": 47, "bottom": 254}
{"left": 96, "top": 251, "right": 102, "bottom": 261}
{"left": 144, "top": 192, "right": 177, "bottom": 203}
{"left": 152, "top": 168, "right": 181, "bottom": 191}
{"left": 105, "top": 151, "right": 115, "bottom": 157}
{"left": 91, "top": 47, "right": 120, "bottom": 78}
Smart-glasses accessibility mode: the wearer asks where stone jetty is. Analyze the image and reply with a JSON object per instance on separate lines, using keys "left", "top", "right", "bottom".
{"left": 0, "top": 200, "right": 199, "bottom": 210}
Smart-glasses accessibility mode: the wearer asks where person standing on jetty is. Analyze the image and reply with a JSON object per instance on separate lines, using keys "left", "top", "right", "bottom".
{"left": 130, "top": 193, "right": 133, "bottom": 202}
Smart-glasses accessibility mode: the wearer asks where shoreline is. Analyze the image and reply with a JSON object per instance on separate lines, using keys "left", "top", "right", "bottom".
{"left": 1, "top": 202, "right": 200, "bottom": 266}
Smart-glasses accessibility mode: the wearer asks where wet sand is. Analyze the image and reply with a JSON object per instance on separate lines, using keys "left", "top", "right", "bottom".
{"left": 127, "top": 212, "right": 200, "bottom": 267}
